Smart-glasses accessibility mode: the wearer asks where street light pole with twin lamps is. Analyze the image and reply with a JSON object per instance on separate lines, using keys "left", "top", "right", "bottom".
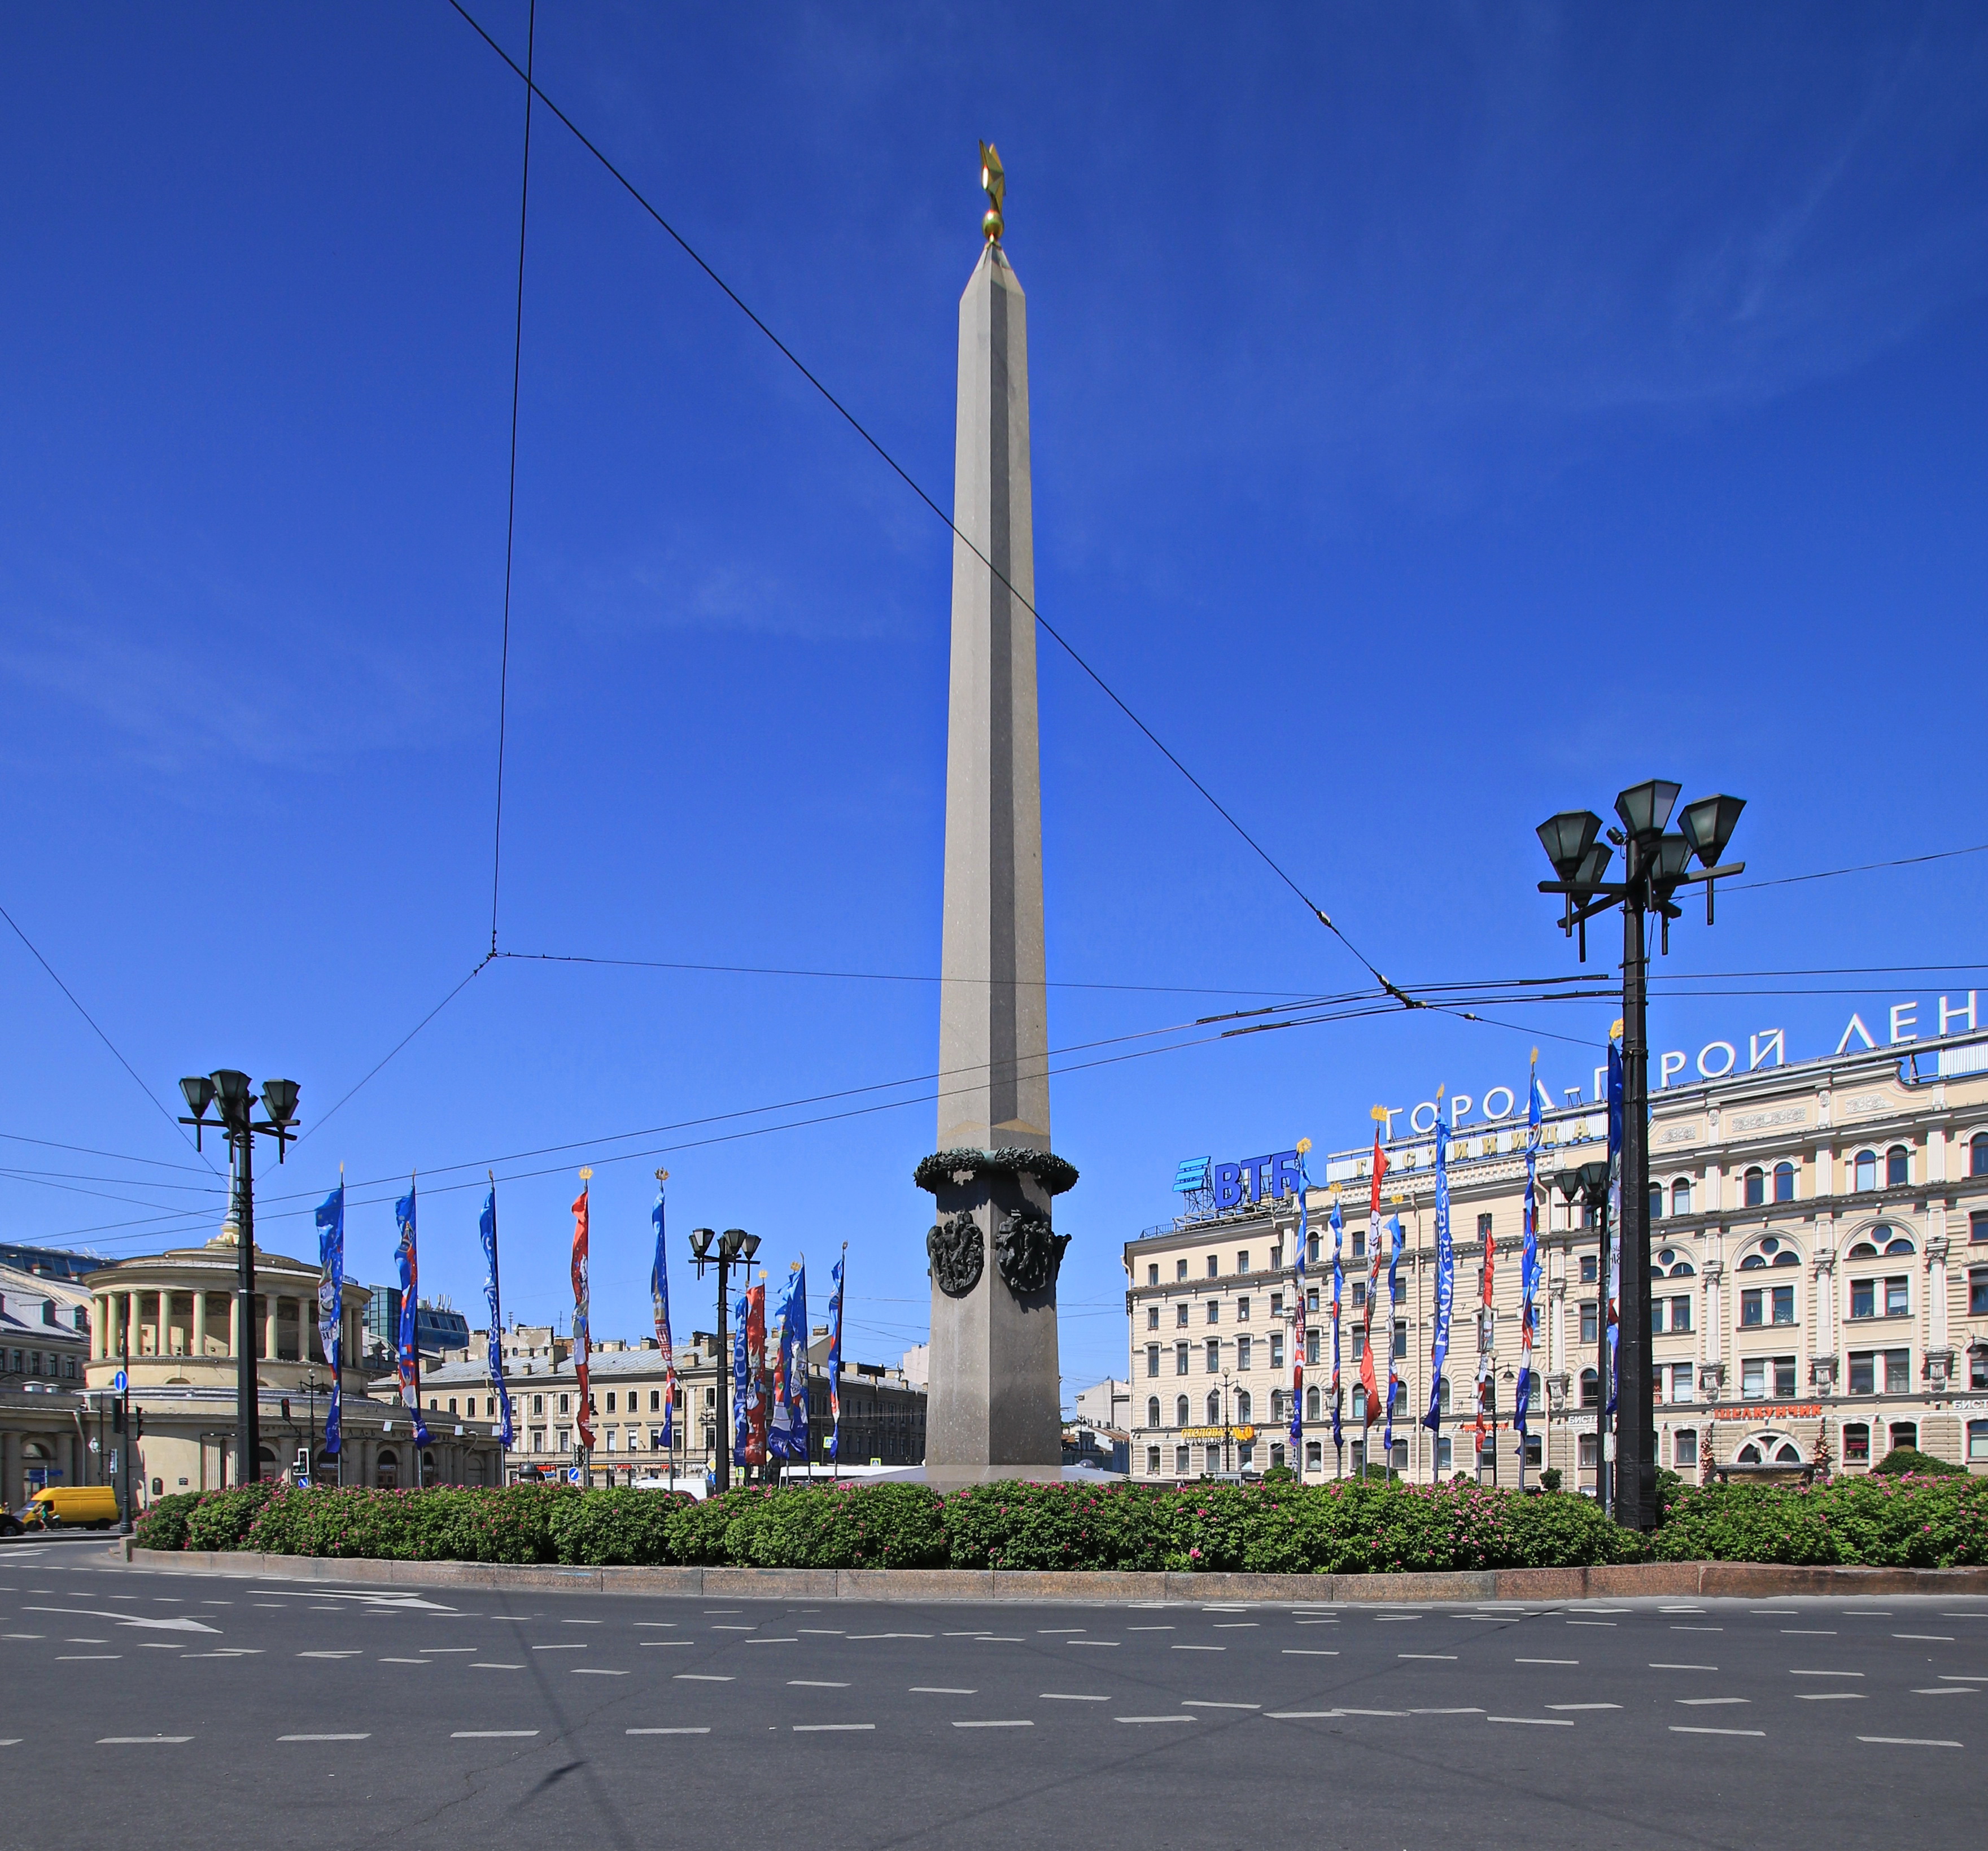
{"left": 689, "top": 1226, "right": 759, "bottom": 1494}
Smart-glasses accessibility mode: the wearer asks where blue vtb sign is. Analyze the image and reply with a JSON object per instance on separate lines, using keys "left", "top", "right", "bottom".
{"left": 1176, "top": 1149, "right": 1303, "bottom": 1211}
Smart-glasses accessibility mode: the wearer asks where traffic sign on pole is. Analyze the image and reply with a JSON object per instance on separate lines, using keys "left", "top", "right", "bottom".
{"left": 112, "top": 1369, "right": 128, "bottom": 1393}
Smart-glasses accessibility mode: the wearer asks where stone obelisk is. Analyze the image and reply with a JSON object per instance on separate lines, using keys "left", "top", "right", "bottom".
{"left": 915, "top": 145, "right": 1076, "bottom": 1488}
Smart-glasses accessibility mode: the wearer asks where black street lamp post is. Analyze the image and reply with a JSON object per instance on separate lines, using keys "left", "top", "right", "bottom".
{"left": 688, "top": 1226, "right": 758, "bottom": 1494}
{"left": 1535, "top": 784, "right": 1744, "bottom": 1531}
{"left": 179, "top": 1071, "right": 299, "bottom": 1491}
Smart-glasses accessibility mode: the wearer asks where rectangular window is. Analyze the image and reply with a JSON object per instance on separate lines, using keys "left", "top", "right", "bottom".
{"left": 1579, "top": 1254, "right": 1598, "bottom": 1284}
{"left": 1671, "top": 1363, "right": 1695, "bottom": 1403}
{"left": 556, "top": 1427, "right": 569, "bottom": 1450}
{"left": 1578, "top": 1434, "right": 1598, "bottom": 1468}
{"left": 1849, "top": 1351, "right": 1875, "bottom": 1395}
{"left": 1843, "top": 1422, "right": 1870, "bottom": 1464}
{"left": 1147, "top": 1307, "right": 1159, "bottom": 1330}
{"left": 1175, "top": 1446, "right": 1190, "bottom": 1474}
{"left": 1305, "top": 1440, "right": 1322, "bottom": 1471}
{"left": 1393, "top": 1319, "right": 1408, "bottom": 1360}
{"left": 1237, "top": 1251, "right": 1250, "bottom": 1274}
{"left": 1771, "top": 1285, "right": 1795, "bottom": 1325}
{"left": 1349, "top": 1440, "right": 1365, "bottom": 1473}
{"left": 1973, "top": 1349, "right": 1988, "bottom": 1390}
{"left": 1478, "top": 1213, "right": 1493, "bottom": 1239}
{"left": 1973, "top": 1270, "right": 1988, "bottom": 1317}
{"left": 1851, "top": 1278, "right": 1875, "bottom": 1320}
{"left": 1175, "top": 1343, "right": 1189, "bottom": 1376}
{"left": 1353, "top": 1230, "right": 1366, "bottom": 1260}
{"left": 1523, "top": 1434, "right": 1542, "bottom": 1466}
{"left": 1969, "top": 1421, "right": 1988, "bottom": 1464}
{"left": 1238, "top": 1441, "right": 1255, "bottom": 1469}
{"left": 530, "top": 1429, "right": 544, "bottom": 1452}
{"left": 1208, "top": 1256, "right": 1219, "bottom": 1279}
{"left": 1177, "top": 1259, "right": 1188, "bottom": 1281}
{"left": 1305, "top": 1329, "right": 1319, "bottom": 1367}
{"left": 1741, "top": 1357, "right": 1766, "bottom": 1398}
{"left": 1306, "top": 1288, "right": 1319, "bottom": 1314}
{"left": 1148, "top": 1264, "right": 1159, "bottom": 1285}
{"left": 1269, "top": 1292, "right": 1283, "bottom": 1317}
{"left": 1205, "top": 1339, "right": 1221, "bottom": 1373}
{"left": 1889, "top": 1421, "right": 1918, "bottom": 1453}
{"left": 1270, "top": 1245, "right": 1283, "bottom": 1271}
{"left": 1270, "top": 1333, "right": 1284, "bottom": 1369}
{"left": 1237, "top": 1337, "right": 1252, "bottom": 1371}
{"left": 605, "top": 1392, "right": 617, "bottom": 1413}
{"left": 558, "top": 1394, "right": 570, "bottom": 1415}
{"left": 448, "top": 1398, "right": 458, "bottom": 1415}
{"left": 1670, "top": 1295, "right": 1692, "bottom": 1334}
{"left": 1352, "top": 1282, "right": 1366, "bottom": 1309}
{"left": 1973, "top": 1210, "right": 1988, "bottom": 1244}
{"left": 1236, "top": 1298, "right": 1249, "bottom": 1322}
{"left": 1740, "top": 1289, "right": 1764, "bottom": 1328}
{"left": 1773, "top": 1356, "right": 1797, "bottom": 1397}
{"left": 1882, "top": 1348, "right": 1910, "bottom": 1394}
{"left": 648, "top": 1429, "right": 663, "bottom": 1451}
{"left": 1146, "top": 1446, "right": 1161, "bottom": 1475}
{"left": 1206, "top": 1299, "right": 1220, "bottom": 1324}
{"left": 1674, "top": 1429, "right": 1698, "bottom": 1467}
{"left": 1579, "top": 1302, "right": 1598, "bottom": 1345}
{"left": 1885, "top": 1277, "right": 1910, "bottom": 1319}
{"left": 1435, "top": 1436, "right": 1453, "bottom": 1473}
{"left": 1177, "top": 1303, "right": 1190, "bottom": 1327}
{"left": 1146, "top": 1344, "right": 1160, "bottom": 1379}
{"left": 531, "top": 1394, "right": 544, "bottom": 1416}
{"left": 1351, "top": 1330, "right": 1366, "bottom": 1361}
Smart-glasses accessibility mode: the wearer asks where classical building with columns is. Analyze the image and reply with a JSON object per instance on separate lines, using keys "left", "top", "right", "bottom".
{"left": 82, "top": 1217, "right": 504, "bottom": 1498}
{"left": 1124, "top": 1023, "right": 1988, "bottom": 1488}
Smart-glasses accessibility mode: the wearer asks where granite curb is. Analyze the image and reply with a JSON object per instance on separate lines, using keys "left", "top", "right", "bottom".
{"left": 112, "top": 1545, "right": 1988, "bottom": 1601}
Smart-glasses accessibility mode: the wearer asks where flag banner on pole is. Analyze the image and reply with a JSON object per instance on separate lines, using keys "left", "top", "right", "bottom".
{"left": 1423, "top": 1112, "right": 1453, "bottom": 1431}
{"left": 394, "top": 1181, "right": 430, "bottom": 1449}
{"left": 768, "top": 1290, "right": 790, "bottom": 1459}
{"left": 785, "top": 1261, "right": 809, "bottom": 1459}
{"left": 314, "top": 1179, "right": 344, "bottom": 1460}
{"left": 1605, "top": 1038, "right": 1624, "bottom": 1418}
{"left": 1472, "top": 1347, "right": 1491, "bottom": 1459}
{"left": 571, "top": 1182, "right": 594, "bottom": 1453}
{"left": 1357, "top": 1128, "right": 1387, "bottom": 1433}
{"left": 1513, "top": 1055, "right": 1541, "bottom": 1444}
{"left": 825, "top": 1250, "right": 845, "bottom": 1461}
{"left": 1290, "top": 1141, "right": 1311, "bottom": 1451}
{"left": 479, "top": 1186, "right": 513, "bottom": 1450}
{"left": 1381, "top": 1214, "right": 1404, "bottom": 1464}
{"left": 650, "top": 1180, "right": 675, "bottom": 1450}
{"left": 1329, "top": 1195, "right": 1344, "bottom": 1451}
{"left": 743, "top": 1283, "right": 768, "bottom": 1466}
{"left": 732, "top": 1295, "right": 750, "bottom": 1465}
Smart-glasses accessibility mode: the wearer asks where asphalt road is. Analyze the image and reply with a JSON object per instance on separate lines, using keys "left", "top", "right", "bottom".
{"left": 1, "top": 1535, "right": 1980, "bottom": 1850}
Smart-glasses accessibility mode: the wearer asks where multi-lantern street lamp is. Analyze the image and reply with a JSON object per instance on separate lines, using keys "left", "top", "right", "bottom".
{"left": 179, "top": 1069, "right": 299, "bottom": 1488}
{"left": 1533, "top": 780, "right": 1744, "bottom": 1530}
{"left": 688, "top": 1225, "right": 759, "bottom": 1493}
{"left": 1554, "top": 1159, "right": 1611, "bottom": 1500}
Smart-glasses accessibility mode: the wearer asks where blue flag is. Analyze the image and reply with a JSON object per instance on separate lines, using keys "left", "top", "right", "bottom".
{"left": 731, "top": 1295, "right": 750, "bottom": 1466}
{"left": 786, "top": 1263, "right": 809, "bottom": 1459}
{"left": 314, "top": 1180, "right": 344, "bottom": 1462}
{"left": 1514, "top": 1058, "right": 1542, "bottom": 1443}
{"left": 479, "top": 1186, "right": 513, "bottom": 1450}
{"left": 825, "top": 1251, "right": 845, "bottom": 1461}
{"left": 651, "top": 1182, "right": 676, "bottom": 1450}
{"left": 395, "top": 1182, "right": 430, "bottom": 1449}
{"left": 1423, "top": 1114, "right": 1454, "bottom": 1430}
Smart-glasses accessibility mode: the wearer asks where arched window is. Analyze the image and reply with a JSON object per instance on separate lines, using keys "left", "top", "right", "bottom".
{"left": 1744, "top": 1167, "right": 1765, "bottom": 1207}
{"left": 1739, "top": 1253, "right": 1767, "bottom": 1271}
{"left": 1848, "top": 1240, "right": 1878, "bottom": 1259}
{"left": 1774, "top": 1442, "right": 1801, "bottom": 1464}
{"left": 1306, "top": 1385, "right": 1320, "bottom": 1420}
{"left": 1884, "top": 1234, "right": 1916, "bottom": 1257}
{"left": 1579, "top": 1368, "right": 1599, "bottom": 1408}
{"left": 1352, "top": 1386, "right": 1367, "bottom": 1420}
{"left": 1772, "top": 1251, "right": 1798, "bottom": 1268}
{"left": 1147, "top": 1396, "right": 1161, "bottom": 1429}
{"left": 1270, "top": 1390, "right": 1284, "bottom": 1424}
{"left": 1236, "top": 1391, "right": 1252, "bottom": 1423}
{"left": 1648, "top": 1184, "right": 1663, "bottom": 1222}
{"left": 1855, "top": 1149, "right": 1877, "bottom": 1191}
{"left": 1974, "top": 1132, "right": 1988, "bottom": 1178}
{"left": 1436, "top": 1377, "right": 1452, "bottom": 1416}
{"left": 1671, "top": 1180, "right": 1693, "bottom": 1217}
{"left": 1736, "top": 1442, "right": 1761, "bottom": 1464}
{"left": 1773, "top": 1161, "right": 1796, "bottom": 1203}
{"left": 1175, "top": 1395, "right": 1189, "bottom": 1427}
{"left": 1886, "top": 1145, "right": 1910, "bottom": 1188}
{"left": 1206, "top": 1392, "right": 1221, "bottom": 1425}
{"left": 1669, "top": 1260, "right": 1697, "bottom": 1277}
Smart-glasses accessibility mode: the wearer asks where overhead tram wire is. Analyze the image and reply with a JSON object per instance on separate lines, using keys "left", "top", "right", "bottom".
{"left": 0, "top": 899, "right": 217, "bottom": 1171}
{"left": 442, "top": 1, "right": 1405, "bottom": 1001}
{"left": 1728, "top": 842, "right": 1988, "bottom": 891}
{"left": 486, "top": 0, "right": 537, "bottom": 958}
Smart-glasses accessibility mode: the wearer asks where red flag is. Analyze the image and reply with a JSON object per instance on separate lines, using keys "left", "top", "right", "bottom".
{"left": 571, "top": 1182, "right": 594, "bottom": 1451}
{"left": 743, "top": 1283, "right": 768, "bottom": 1466}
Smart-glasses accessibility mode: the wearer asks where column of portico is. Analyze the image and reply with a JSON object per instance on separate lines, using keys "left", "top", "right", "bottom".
{"left": 154, "top": 1289, "right": 169, "bottom": 1359}
{"left": 264, "top": 1296, "right": 279, "bottom": 1365}
{"left": 122, "top": 1290, "right": 139, "bottom": 1359}
{"left": 192, "top": 1291, "right": 208, "bottom": 1357}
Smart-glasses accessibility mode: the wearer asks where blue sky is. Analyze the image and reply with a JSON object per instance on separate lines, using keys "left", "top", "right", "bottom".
{"left": 2, "top": 3, "right": 1984, "bottom": 1398}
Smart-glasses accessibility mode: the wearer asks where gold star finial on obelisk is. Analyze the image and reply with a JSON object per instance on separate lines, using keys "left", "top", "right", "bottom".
{"left": 980, "top": 140, "right": 1004, "bottom": 242}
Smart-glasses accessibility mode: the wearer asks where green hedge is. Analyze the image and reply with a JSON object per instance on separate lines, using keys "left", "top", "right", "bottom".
{"left": 131, "top": 1473, "right": 1987, "bottom": 1574}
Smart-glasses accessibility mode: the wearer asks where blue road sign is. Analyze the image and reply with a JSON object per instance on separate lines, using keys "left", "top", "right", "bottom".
{"left": 567, "top": 1466, "right": 583, "bottom": 1486}
{"left": 112, "top": 1369, "right": 128, "bottom": 1393}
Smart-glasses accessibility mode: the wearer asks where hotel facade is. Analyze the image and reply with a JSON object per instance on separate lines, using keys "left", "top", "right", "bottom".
{"left": 1122, "top": 1017, "right": 1988, "bottom": 1489}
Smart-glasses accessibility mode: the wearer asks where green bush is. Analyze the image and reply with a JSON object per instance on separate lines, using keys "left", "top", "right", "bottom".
{"left": 133, "top": 1491, "right": 201, "bottom": 1551}
{"left": 183, "top": 1485, "right": 278, "bottom": 1552}
{"left": 551, "top": 1488, "right": 689, "bottom": 1566}
{"left": 1873, "top": 1446, "right": 1967, "bottom": 1478}
{"left": 1651, "top": 1474, "right": 1988, "bottom": 1567}
{"left": 724, "top": 1484, "right": 948, "bottom": 1569}
{"left": 246, "top": 1486, "right": 575, "bottom": 1561}
{"left": 944, "top": 1483, "right": 1174, "bottom": 1571}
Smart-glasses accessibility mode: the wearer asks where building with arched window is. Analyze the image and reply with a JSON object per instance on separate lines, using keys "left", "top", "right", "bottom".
{"left": 1124, "top": 1016, "right": 1988, "bottom": 1483}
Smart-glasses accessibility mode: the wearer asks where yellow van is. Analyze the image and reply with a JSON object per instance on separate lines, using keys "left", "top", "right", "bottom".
{"left": 20, "top": 1485, "right": 120, "bottom": 1530}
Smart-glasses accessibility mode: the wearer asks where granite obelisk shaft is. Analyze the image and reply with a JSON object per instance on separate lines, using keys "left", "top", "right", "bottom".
{"left": 922, "top": 239, "right": 1064, "bottom": 1485}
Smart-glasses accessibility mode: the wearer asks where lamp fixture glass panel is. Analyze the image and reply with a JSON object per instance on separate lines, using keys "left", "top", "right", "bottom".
{"left": 740, "top": 1233, "right": 762, "bottom": 1261}
{"left": 260, "top": 1079, "right": 300, "bottom": 1126}
{"left": 689, "top": 1226, "right": 714, "bottom": 1260}
{"left": 1574, "top": 841, "right": 1614, "bottom": 889}
{"left": 179, "top": 1076, "right": 215, "bottom": 1119}
{"left": 1678, "top": 793, "right": 1745, "bottom": 867}
{"left": 1536, "top": 810, "right": 1602, "bottom": 881}
{"left": 212, "top": 1068, "right": 253, "bottom": 1128}
{"left": 718, "top": 1228, "right": 744, "bottom": 1260}
{"left": 1555, "top": 1169, "right": 1582, "bottom": 1202}
{"left": 1578, "top": 1159, "right": 1610, "bottom": 1198}
{"left": 1613, "top": 779, "right": 1681, "bottom": 838}
{"left": 1652, "top": 833, "right": 1692, "bottom": 882}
